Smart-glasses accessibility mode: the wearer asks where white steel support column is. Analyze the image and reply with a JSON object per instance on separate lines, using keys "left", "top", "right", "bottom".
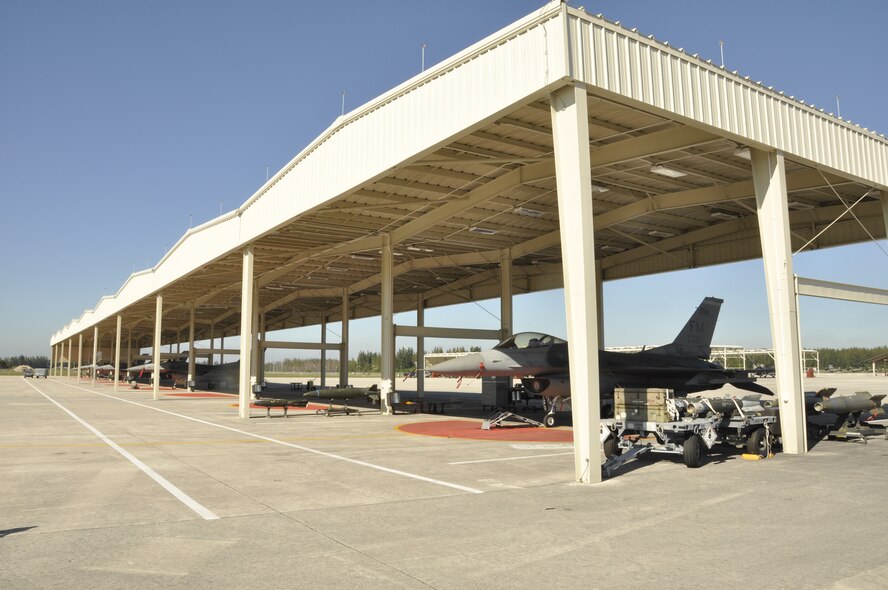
{"left": 416, "top": 297, "right": 425, "bottom": 399}
{"left": 113, "top": 316, "right": 122, "bottom": 391}
{"left": 208, "top": 322, "right": 215, "bottom": 366}
{"left": 91, "top": 327, "right": 98, "bottom": 387}
{"left": 67, "top": 339, "right": 72, "bottom": 378}
{"left": 595, "top": 262, "right": 605, "bottom": 349}
{"left": 77, "top": 334, "right": 83, "bottom": 380}
{"left": 153, "top": 295, "right": 163, "bottom": 400}
{"left": 238, "top": 247, "right": 255, "bottom": 419}
{"left": 188, "top": 305, "right": 196, "bottom": 388}
{"left": 380, "top": 234, "right": 394, "bottom": 414}
{"left": 751, "top": 149, "right": 806, "bottom": 454}
{"left": 220, "top": 333, "right": 225, "bottom": 365}
{"left": 500, "top": 249, "right": 513, "bottom": 340}
{"left": 259, "top": 313, "right": 266, "bottom": 385}
{"left": 321, "top": 317, "right": 329, "bottom": 386}
{"left": 50, "top": 346, "right": 55, "bottom": 377}
{"left": 551, "top": 84, "right": 602, "bottom": 484}
{"left": 126, "top": 329, "right": 132, "bottom": 373}
{"left": 250, "top": 285, "right": 260, "bottom": 389}
{"left": 340, "top": 290, "right": 349, "bottom": 388}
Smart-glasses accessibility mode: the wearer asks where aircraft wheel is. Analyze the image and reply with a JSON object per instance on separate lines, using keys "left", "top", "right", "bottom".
{"left": 746, "top": 428, "right": 771, "bottom": 458}
{"left": 682, "top": 435, "right": 704, "bottom": 468}
{"left": 543, "top": 414, "right": 557, "bottom": 428}
{"left": 603, "top": 436, "right": 621, "bottom": 459}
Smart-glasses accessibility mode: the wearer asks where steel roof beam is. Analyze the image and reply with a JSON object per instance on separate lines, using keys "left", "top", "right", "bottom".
{"left": 599, "top": 200, "right": 883, "bottom": 274}
{"left": 592, "top": 168, "right": 848, "bottom": 232}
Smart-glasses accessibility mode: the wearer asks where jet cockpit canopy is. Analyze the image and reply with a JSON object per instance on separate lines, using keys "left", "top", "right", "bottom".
{"left": 493, "top": 332, "right": 566, "bottom": 350}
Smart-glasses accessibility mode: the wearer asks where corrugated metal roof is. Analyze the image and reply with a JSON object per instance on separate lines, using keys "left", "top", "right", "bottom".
{"left": 52, "top": 1, "right": 887, "bottom": 349}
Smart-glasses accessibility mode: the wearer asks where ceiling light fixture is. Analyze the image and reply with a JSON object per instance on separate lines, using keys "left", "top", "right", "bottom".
{"left": 406, "top": 245, "right": 434, "bottom": 253}
{"left": 600, "top": 245, "right": 626, "bottom": 253}
{"left": 469, "top": 226, "right": 498, "bottom": 235}
{"left": 350, "top": 254, "right": 375, "bottom": 261}
{"left": 648, "top": 230, "right": 675, "bottom": 238}
{"left": 788, "top": 200, "right": 815, "bottom": 210}
{"left": 710, "top": 211, "right": 739, "bottom": 221}
{"left": 589, "top": 183, "right": 610, "bottom": 193}
{"left": 650, "top": 165, "right": 687, "bottom": 178}
{"left": 513, "top": 206, "right": 544, "bottom": 218}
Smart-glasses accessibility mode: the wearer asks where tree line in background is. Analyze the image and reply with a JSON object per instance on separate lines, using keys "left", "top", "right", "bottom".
{"left": 817, "top": 346, "right": 888, "bottom": 370}
{"left": 0, "top": 355, "right": 50, "bottom": 369}
{"left": 263, "top": 345, "right": 887, "bottom": 374}
{"left": 12, "top": 346, "right": 880, "bottom": 374}
{"left": 264, "top": 345, "right": 483, "bottom": 373}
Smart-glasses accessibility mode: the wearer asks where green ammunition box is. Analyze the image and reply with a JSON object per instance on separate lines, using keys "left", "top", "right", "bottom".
{"left": 614, "top": 387, "right": 673, "bottom": 423}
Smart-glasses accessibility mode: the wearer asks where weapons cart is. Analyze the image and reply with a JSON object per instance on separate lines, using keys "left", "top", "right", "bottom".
{"left": 600, "top": 388, "right": 777, "bottom": 476}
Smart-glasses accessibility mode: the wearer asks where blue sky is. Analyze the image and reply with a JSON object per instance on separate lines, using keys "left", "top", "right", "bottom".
{"left": 2, "top": 0, "right": 886, "bottom": 359}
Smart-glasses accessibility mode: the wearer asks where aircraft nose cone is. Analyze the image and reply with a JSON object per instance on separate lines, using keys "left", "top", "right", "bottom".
{"left": 431, "top": 353, "right": 484, "bottom": 376}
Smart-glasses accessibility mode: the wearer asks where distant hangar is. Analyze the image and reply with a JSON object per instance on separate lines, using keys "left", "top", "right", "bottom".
{"left": 50, "top": 1, "right": 888, "bottom": 483}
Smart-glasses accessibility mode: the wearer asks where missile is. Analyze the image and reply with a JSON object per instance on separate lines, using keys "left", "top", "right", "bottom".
{"left": 685, "top": 396, "right": 769, "bottom": 417}
{"left": 813, "top": 393, "right": 885, "bottom": 414}
{"left": 301, "top": 385, "right": 380, "bottom": 403}
{"left": 803, "top": 388, "right": 837, "bottom": 410}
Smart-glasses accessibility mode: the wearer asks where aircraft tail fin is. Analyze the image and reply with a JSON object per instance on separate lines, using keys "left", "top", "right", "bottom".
{"left": 649, "top": 297, "right": 723, "bottom": 359}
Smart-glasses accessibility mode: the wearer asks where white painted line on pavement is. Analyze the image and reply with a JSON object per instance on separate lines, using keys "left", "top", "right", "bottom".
{"left": 58, "top": 380, "right": 484, "bottom": 495}
{"left": 23, "top": 379, "right": 219, "bottom": 520}
{"left": 450, "top": 452, "right": 573, "bottom": 465}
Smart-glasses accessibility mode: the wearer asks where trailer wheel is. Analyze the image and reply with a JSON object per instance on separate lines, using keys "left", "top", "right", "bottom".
{"left": 683, "top": 435, "right": 704, "bottom": 468}
{"left": 746, "top": 428, "right": 770, "bottom": 458}
{"left": 543, "top": 414, "right": 557, "bottom": 428}
{"left": 603, "top": 436, "right": 621, "bottom": 459}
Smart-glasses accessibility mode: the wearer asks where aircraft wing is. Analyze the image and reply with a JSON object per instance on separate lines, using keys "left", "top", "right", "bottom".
{"left": 728, "top": 381, "right": 775, "bottom": 395}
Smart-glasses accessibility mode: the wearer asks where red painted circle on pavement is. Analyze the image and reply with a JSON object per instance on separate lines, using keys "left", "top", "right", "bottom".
{"left": 398, "top": 419, "right": 573, "bottom": 442}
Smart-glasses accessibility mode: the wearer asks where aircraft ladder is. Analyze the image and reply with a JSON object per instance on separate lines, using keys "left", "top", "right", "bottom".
{"left": 482, "top": 408, "right": 544, "bottom": 430}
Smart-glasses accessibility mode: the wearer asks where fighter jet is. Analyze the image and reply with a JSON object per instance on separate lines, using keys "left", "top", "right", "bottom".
{"left": 431, "top": 297, "right": 771, "bottom": 426}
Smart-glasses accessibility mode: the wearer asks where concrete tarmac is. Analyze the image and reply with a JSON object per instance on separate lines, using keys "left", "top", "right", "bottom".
{"left": 2, "top": 373, "right": 888, "bottom": 589}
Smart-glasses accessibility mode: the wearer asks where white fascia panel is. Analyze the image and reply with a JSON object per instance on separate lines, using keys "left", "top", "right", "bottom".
{"left": 565, "top": 9, "right": 888, "bottom": 190}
